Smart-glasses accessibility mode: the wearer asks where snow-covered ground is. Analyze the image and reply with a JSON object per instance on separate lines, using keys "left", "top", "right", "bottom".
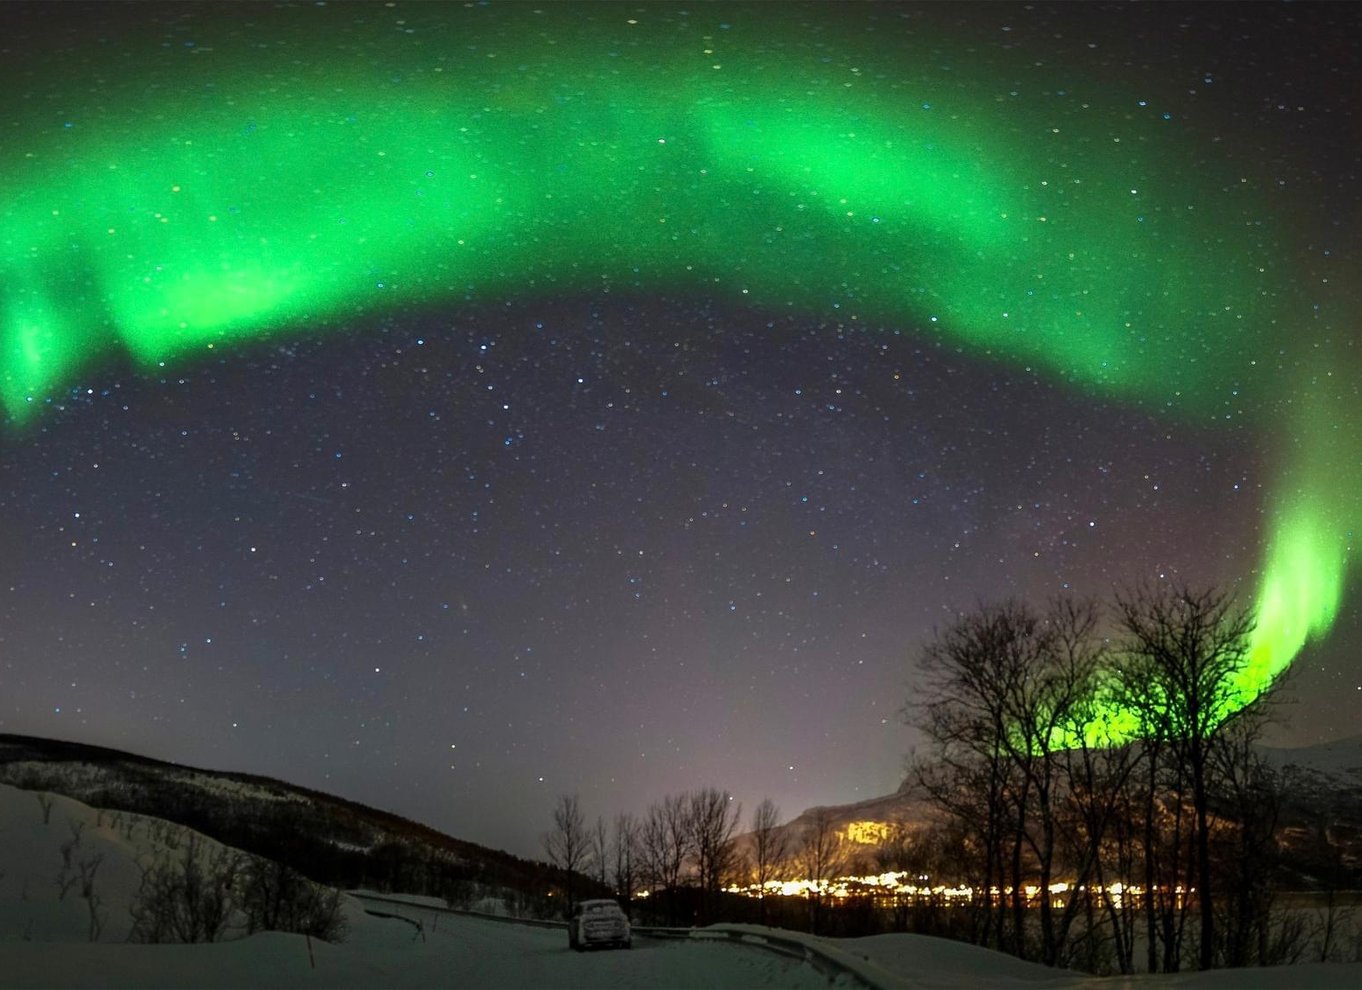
{"left": 0, "top": 782, "right": 830, "bottom": 988}
{"left": 1, "top": 910, "right": 836, "bottom": 989}
{"left": 5, "top": 781, "right": 1362, "bottom": 988}
{"left": 0, "top": 782, "right": 225, "bottom": 944}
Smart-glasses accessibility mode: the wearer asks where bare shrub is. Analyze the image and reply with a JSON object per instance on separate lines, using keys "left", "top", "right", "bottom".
{"left": 56, "top": 821, "right": 87, "bottom": 900}
{"left": 78, "top": 853, "right": 103, "bottom": 900}
{"left": 240, "top": 856, "right": 348, "bottom": 942}
{"left": 129, "top": 833, "right": 241, "bottom": 943}
{"left": 35, "top": 792, "right": 54, "bottom": 825}
{"left": 86, "top": 889, "right": 105, "bottom": 942}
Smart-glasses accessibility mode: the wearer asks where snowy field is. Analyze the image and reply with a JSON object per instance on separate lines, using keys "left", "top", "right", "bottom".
{"left": 0, "top": 910, "right": 836, "bottom": 989}
{"left": 5, "top": 782, "right": 1362, "bottom": 989}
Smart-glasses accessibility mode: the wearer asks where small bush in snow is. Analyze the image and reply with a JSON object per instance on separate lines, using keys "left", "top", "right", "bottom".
{"left": 240, "top": 856, "right": 348, "bottom": 943}
{"left": 129, "top": 833, "right": 241, "bottom": 944}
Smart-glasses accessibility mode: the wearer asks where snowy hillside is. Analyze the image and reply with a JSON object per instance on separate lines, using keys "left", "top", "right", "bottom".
{"left": 0, "top": 732, "right": 548, "bottom": 906}
{"left": 0, "top": 781, "right": 352, "bottom": 946}
{"left": 1262, "top": 733, "right": 1362, "bottom": 781}
{"left": 1, "top": 781, "right": 235, "bottom": 944}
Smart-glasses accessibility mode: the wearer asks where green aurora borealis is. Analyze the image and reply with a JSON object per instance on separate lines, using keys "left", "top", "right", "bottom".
{"left": 1, "top": 4, "right": 1355, "bottom": 734}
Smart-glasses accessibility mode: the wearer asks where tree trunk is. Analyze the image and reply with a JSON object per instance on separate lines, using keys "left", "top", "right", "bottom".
{"left": 1194, "top": 782, "right": 1213, "bottom": 970}
{"left": 1143, "top": 760, "right": 1159, "bottom": 974}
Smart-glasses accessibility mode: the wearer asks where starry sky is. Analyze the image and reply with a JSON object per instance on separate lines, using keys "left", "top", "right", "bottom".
{"left": 1, "top": 1, "right": 1359, "bottom": 858}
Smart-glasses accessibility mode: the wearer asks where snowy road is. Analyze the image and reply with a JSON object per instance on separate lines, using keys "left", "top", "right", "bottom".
{"left": 0, "top": 900, "right": 841, "bottom": 989}
{"left": 344, "top": 906, "right": 840, "bottom": 989}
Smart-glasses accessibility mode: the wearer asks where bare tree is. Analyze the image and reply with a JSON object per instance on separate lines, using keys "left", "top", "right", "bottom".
{"left": 1208, "top": 706, "right": 1280, "bottom": 967}
{"left": 610, "top": 813, "right": 640, "bottom": 912}
{"left": 797, "top": 808, "right": 843, "bottom": 934}
{"left": 1055, "top": 709, "right": 1141, "bottom": 974}
{"left": 637, "top": 806, "right": 665, "bottom": 898}
{"left": 909, "top": 600, "right": 1041, "bottom": 955}
{"left": 912, "top": 748, "right": 1011, "bottom": 948}
{"left": 1001, "top": 598, "right": 1107, "bottom": 966}
{"left": 909, "top": 596, "right": 1149, "bottom": 967}
{"left": 590, "top": 815, "right": 609, "bottom": 888}
{"left": 688, "top": 787, "right": 742, "bottom": 924}
{"left": 638, "top": 794, "right": 691, "bottom": 924}
{"left": 1116, "top": 584, "right": 1255, "bottom": 972}
{"left": 543, "top": 794, "right": 590, "bottom": 915}
{"left": 750, "top": 798, "right": 789, "bottom": 925}
{"left": 871, "top": 818, "right": 922, "bottom": 933}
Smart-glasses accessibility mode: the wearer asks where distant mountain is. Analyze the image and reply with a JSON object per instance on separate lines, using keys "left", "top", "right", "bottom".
{"left": 0, "top": 733, "right": 554, "bottom": 909}
{"left": 1262, "top": 732, "right": 1362, "bottom": 781}
{"left": 1260, "top": 734, "right": 1362, "bottom": 884}
{"left": 783, "top": 785, "right": 932, "bottom": 847}
{"left": 772, "top": 735, "right": 1362, "bottom": 886}
{"left": 726, "top": 782, "right": 937, "bottom": 875}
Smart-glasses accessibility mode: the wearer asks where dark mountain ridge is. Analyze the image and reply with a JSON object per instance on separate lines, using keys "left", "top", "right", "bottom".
{"left": 0, "top": 732, "right": 551, "bottom": 906}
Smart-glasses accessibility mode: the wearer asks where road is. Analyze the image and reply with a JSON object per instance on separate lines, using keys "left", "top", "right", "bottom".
{"left": 0, "top": 897, "right": 841, "bottom": 989}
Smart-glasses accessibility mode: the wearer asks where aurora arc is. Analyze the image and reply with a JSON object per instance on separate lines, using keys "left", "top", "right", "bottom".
{"left": 1, "top": 4, "right": 1354, "bottom": 733}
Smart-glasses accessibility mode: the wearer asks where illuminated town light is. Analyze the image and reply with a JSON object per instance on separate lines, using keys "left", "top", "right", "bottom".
{"left": 722, "top": 871, "right": 1153, "bottom": 908}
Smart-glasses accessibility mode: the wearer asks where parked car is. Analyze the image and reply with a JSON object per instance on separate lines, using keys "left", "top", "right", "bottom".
{"left": 567, "top": 898, "right": 631, "bottom": 951}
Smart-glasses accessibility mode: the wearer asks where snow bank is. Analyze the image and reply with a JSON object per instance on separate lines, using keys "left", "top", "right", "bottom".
{"left": 0, "top": 782, "right": 250, "bottom": 943}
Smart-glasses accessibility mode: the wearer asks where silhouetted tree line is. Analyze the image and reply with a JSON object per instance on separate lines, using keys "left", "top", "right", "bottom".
{"left": 543, "top": 787, "right": 746, "bottom": 926}
{"left": 544, "top": 788, "right": 899, "bottom": 934}
{"left": 906, "top": 583, "right": 1361, "bottom": 975}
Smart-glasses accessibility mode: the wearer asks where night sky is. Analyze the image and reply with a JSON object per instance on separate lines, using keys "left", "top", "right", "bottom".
{"left": 1, "top": 1, "right": 1359, "bottom": 858}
